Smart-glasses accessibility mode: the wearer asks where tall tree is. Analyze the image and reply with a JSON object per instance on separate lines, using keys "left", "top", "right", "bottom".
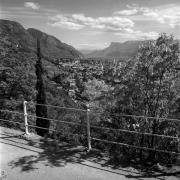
{"left": 111, "top": 34, "right": 180, "bottom": 164}
{"left": 35, "top": 39, "right": 49, "bottom": 136}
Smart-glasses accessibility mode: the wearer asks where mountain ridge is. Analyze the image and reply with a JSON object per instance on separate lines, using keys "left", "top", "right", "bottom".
{"left": 0, "top": 19, "right": 83, "bottom": 60}
{"left": 83, "top": 40, "right": 147, "bottom": 59}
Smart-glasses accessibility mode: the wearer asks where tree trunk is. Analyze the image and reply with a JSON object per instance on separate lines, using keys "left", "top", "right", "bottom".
{"left": 35, "top": 39, "right": 49, "bottom": 136}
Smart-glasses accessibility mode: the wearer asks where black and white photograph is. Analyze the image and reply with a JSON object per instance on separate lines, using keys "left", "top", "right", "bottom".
{"left": 0, "top": 0, "right": 180, "bottom": 179}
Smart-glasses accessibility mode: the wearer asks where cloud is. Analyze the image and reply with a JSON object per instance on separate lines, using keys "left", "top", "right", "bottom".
{"left": 24, "top": 2, "right": 40, "bottom": 10}
{"left": 113, "top": 7, "right": 138, "bottom": 16}
{"left": 49, "top": 15, "right": 85, "bottom": 30}
{"left": 120, "top": 4, "right": 180, "bottom": 28}
{"left": 115, "top": 29, "right": 158, "bottom": 40}
{"left": 140, "top": 7, "right": 158, "bottom": 18}
{"left": 48, "top": 12, "right": 158, "bottom": 41}
{"left": 142, "top": 5, "right": 180, "bottom": 28}
{"left": 49, "top": 13, "right": 134, "bottom": 32}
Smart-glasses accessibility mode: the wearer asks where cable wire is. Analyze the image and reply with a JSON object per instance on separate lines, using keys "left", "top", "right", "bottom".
{"left": 0, "top": 106, "right": 180, "bottom": 156}
{"left": 0, "top": 98, "right": 23, "bottom": 103}
{"left": 1, "top": 99, "right": 180, "bottom": 123}
{"left": 0, "top": 109, "right": 179, "bottom": 140}
{"left": 109, "top": 113, "right": 180, "bottom": 123}
{"left": 92, "top": 137, "right": 180, "bottom": 155}
{"left": 0, "top": 109, "right": 24, "bottom": 116}
{"left": 28, "top": 102, "right": 87, "bottom": 112}
{"left": 27, "top": 114, "right": 86, "bottom": 127}
{"left": 0, "top": 118, "right": 24, "bottom": 125}
{"left": 91, "top": 111, "right": 180, "bottom": 123}
{"left": 90, "top": 125, "right": 179, "bottom": 139}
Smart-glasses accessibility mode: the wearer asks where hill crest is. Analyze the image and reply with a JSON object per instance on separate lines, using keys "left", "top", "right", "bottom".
{"left": 0, "top": 19, "right": 83, "bottom": 60}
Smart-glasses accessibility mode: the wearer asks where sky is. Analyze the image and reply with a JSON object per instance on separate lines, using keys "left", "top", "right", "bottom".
{"left": 0, "top": 0, "right": 180, "bottom": 50}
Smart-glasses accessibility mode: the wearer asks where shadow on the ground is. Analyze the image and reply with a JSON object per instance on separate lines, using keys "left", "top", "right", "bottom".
{"left": 125, "top": 171, "right": 180, "bottom": 179}
{"left": 8, "top": 138, "right": 86, "bottom": 171}
{"left": 2, "top": 132, "right": 179, "bottom": 178}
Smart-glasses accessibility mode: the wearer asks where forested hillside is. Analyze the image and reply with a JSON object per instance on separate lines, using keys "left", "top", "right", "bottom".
{"left": 0, "top": 19, "right": 83, "bottom": 131}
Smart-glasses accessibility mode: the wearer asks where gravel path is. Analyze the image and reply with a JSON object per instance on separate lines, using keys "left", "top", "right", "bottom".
{"left": 0, "top": 126, "right": 179, "bottom": 180}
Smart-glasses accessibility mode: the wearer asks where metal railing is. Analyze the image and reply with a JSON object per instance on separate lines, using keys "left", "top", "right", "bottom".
{"left": 0, "top": 100, "right": 180, "bottom": 155}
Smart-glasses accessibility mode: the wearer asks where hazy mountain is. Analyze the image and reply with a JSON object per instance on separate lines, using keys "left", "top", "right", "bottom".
{"left": 79, "top": 49, "right": 95, "bottom": 55}
{"left": 84, "top": 41, "right": 146, "bottom": 59}
{"left": 0, "top": 19, "right": 83, "bottom": 60}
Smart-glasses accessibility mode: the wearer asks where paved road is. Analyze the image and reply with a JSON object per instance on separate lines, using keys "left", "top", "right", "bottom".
{"left": 0, "top": 127, "right": 179, "bottom": 180}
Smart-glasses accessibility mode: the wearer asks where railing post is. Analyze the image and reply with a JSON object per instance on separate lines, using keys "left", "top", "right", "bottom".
{"left": 23, "top": 101, "right": 29, "bottom": 135}
{"left": 86, "top": 103, "right": 92, "bottom": 152}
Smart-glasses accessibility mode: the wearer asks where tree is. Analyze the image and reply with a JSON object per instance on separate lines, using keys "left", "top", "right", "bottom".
{"left": 35, "top": 39, "right": 50, "bottom": 136}
{"left": 134, "top": 34, "right": 180, "bottom": 162}
{"left": 0, "top": 38, "right": 36, "bottom": 129}
{"left": 111, "top": 34, "right": 180, "bottom": 164}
